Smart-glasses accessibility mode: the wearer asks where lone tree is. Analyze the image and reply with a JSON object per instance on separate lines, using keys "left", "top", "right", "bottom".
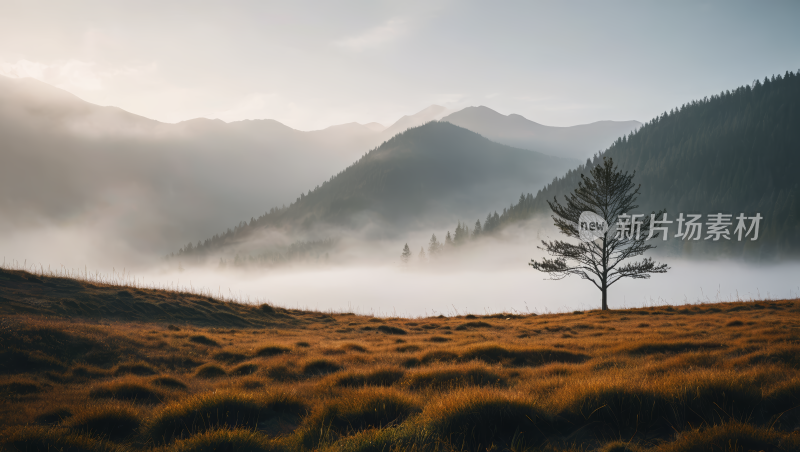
{"left": 529, "top": 158, "right": 669, "bottom": 310}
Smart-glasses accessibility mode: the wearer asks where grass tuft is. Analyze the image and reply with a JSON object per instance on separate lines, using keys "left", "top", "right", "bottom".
{"left": 459, "top": 344, "right": 588, "bottom": 366}
{"left": 658, "top": 421, "right": 800, "bottom": 452}
{"left": 341, "top": 343, "right": 368, "bottom": 352}
{"left": 403, "top": 364, "right": 506, "bottom": 390}
{"left": 1, "top": 348, "right": 66, "bottom": 373}
{"left": 147, "top": 391, "right": 306, "bottom": 443}
{"left": 212, "top": 351, "right": 249, "bottom": 364}
{"left": 68, "top": 403, "right": 141, "bottom": 441}
{"left": 422, "top": 389, "right": 550, "bottom": 450}
{"left": 301, "top": 388, "right": 419, "bottom": 447}
{"left": 34, "top": 408, "right": 73, "bottom": 425}
{"left": 256, "top": 345, "right": 290, "bottom": 357}
{"left": 72, "top": 365, "right": 111, "bottom": 379}
{"left": 333, "top": 367, "right": 404, "bottom": 387}
{"left": 454, "top": 321, "right": 492, "bottom": 331}
{"left": 165, "top": 427, "right": 281, "bottom": 452}
{"left": 395, "top": 345, "right": 420, "bottom": 353}
{"left": 230, "top": 363, "right": 259, "bottom": 376}
{"left": 302, "top": 359, "right": 341, "bottom": 376}
{"left": 90, "top": 378, "right": 164, "bottom": 403}
{"left": 265, "top": 364, "right": 300, "bottom": 382}
{"left": 418, "top": 350, "right": 459, "bottom": 364}
{"left": 194, "top": 364, "right": 227, "bottom": 379}
{"left": 376, "top": 325, "right": 407, "bottom": 335}
{"left": 625, "top": 341, "right": 723, "bottom": 355}
{"left": 152, "top": 376, "right": 188, "bottom": 390}
{"left": 114, "top": 362, "right": 158, "bottom": 376}
{"left": 239, "top": 378, "right": 265, "bottom": 390}
{"left": 189, "top": 335, "right": 219, "bottom": 347}
{"left": 1, "top": 380, "right": 41, "bottom": 395}
{"left": 1, "top": 426, "right": 100, "bottom": 452}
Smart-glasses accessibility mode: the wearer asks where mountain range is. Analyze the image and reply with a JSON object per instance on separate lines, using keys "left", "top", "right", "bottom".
{"left": 0, "top": 75, "right": 638, "bottom": 256}
{"left": 4, "top": 71, "right": 796, "bottom": 262}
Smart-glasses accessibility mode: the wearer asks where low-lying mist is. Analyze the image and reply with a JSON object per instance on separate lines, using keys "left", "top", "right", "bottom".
{"left": 145, "top": 250, "right": 800, "bottom": 317}
{"left": 5, "top": 219, "right": 799, "bottom": 317}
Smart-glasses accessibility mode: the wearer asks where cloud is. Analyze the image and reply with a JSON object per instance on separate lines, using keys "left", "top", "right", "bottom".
{"left": 0, "top": 59, "right": 48, "bottom": 79}
{"left": 1, "top": 59, "right": 103, "bottom": 90}
{"left": 334, "top": 18, "right": 407, "bottom": 51}
{"left": 0, "top": 58, "right": 156, "bottom": 92}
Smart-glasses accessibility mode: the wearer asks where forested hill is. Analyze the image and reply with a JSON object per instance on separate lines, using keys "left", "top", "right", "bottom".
{"left": 176, "top": 121, "right": 574, "bottom": 257}
{"left": 483, "top": 71, "right": 800, "bottom": 258}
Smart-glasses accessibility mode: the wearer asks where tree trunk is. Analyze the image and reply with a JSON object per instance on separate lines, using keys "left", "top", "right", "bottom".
{"left": 601, "top": 238, "right": 609, "bottom": 310}
{"left": 601, "top": 286, "right": 608, "bottom": 310}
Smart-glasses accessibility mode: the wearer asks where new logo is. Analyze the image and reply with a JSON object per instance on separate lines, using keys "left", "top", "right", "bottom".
{"left": 578, "top": 211, "right": 608, "bottom": 242}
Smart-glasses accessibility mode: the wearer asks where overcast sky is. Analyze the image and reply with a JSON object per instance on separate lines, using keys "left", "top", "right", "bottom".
{"left": 1, "top": 0, "right": 798, "bottom": 130}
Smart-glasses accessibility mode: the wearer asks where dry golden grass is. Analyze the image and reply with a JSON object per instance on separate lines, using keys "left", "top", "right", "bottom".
{"left": 2, "top": 267, "right": 800, "bottom": 451}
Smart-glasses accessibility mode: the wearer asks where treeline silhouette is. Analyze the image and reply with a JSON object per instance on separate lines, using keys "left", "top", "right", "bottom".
{"left": 216, "top": 238, "right": 336, "bottom": 268}
{"left": 456, "top": 70, "right": 799, "bottom": 259}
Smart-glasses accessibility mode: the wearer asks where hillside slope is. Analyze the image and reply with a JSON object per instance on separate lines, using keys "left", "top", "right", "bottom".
{"left": 0, "top": 268, "right": 304, "bottom": 328}
{"left": 481, "top": 71, "right": 800, "bottom": 258}
{"left": 177, "top": 122, "right": 575, "bottom": 256}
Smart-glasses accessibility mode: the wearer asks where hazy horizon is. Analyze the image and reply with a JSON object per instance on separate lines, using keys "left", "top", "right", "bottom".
{"left": 5, "top": 227, "right": 799, "bottom": 317}
{"left": 1, "top": 1, "right": 799, "bottom": 317}
{"left": 2, "top": 70, "right": 798, "bottom": 317}
{"left": 1, "top": 1, "right": 798, "bottom": 130}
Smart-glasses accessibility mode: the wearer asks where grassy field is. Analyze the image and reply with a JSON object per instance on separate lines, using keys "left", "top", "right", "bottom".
{"left": 1, "top": 267, "right": 800, "bottom": 451}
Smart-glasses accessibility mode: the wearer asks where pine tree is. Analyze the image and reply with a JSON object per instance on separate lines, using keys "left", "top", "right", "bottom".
{"left": 419, "top": 247, "right": 426, "bottom": 261}
{"left": 428, "top": 234, "right": 442, "bottom": 256}
{"left": 530, "top": 158, "right": 669, "bottom": 310}
{"left": 445, "top": 232, "right": 453, "bottom": 247}
{"left": 483, "top": 212, "right": 500, "bottom": 234}
{"left": 473, "top": 219, "right": 482, "bottom": 238}
{"left": 401, "top": 243, "right": 412, "bottom": 263}
{"left": 454, "top": 222, "right": 470, "bottom": 245}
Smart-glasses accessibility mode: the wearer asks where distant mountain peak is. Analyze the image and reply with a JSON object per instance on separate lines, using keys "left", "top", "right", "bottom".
{"left": 413, "top": 104, "right": 450, "bottom": 118}
{"left": 380, "top": 104, "right": 453, "bottom": 138}
{"left": 441, "top": 107, "right": 640, "bottom": 161}
{"left": 362, "top": 122, "right": 386, "bottom": 132}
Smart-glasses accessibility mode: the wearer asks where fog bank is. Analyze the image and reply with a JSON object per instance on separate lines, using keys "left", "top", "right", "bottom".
{"left": 7, "top": 225, "right": 798, "bottom": 318}
{"left": 135, "top": 258, "right": 800, "bottom": 317}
